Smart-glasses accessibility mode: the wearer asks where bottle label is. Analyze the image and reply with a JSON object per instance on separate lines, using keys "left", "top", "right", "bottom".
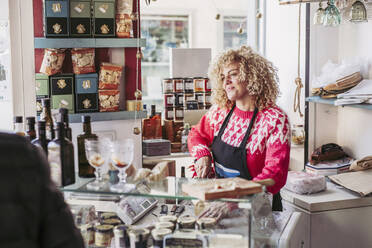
{"left": 48, "top": 144, "right": 62, "bottom": 187}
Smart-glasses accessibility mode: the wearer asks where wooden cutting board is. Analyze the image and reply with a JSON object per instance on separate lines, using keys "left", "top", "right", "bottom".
{"left": 182, "top": 177, "right": 264, "bottom": 200}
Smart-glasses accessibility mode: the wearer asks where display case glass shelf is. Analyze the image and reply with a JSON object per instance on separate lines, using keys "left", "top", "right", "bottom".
{"left": 62, "top": 177, "right": 253, "bottom": 203}
{"left": 66, "top": 110, "right": 147, "bottom": 123}
{"left": 306, "top": 96, "right": 372, "bottom": 110}
{"left": 34, "top": 38, "right": 146, "bottom": 48}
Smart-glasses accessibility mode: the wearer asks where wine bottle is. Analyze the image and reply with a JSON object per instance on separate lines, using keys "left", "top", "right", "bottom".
{"left": 48, "top": 122, "right": 75, "bottom": 187}
{"left": 40, "top": 98, "right": 54, "bottom": 140}
{"left": 77, "top": 115, "right": 98, "bottom": 178}
{"left": 31, "top": 120, "right": 50, "bottom": 156}
{"left": 14, "top": 116, "right": 26, "bottom": 136}
{"left": 59, "top": 108, "right": 72, "bottom": 141}
{"left": 25, "top": 116, "right": 36, "bottom": 141}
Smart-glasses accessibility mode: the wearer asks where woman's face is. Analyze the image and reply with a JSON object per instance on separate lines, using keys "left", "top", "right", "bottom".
{"left": 221, "top": 63, "right": 248, "bottom": 101}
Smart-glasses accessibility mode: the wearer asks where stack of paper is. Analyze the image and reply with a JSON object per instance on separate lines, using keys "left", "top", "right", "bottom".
{"left": 335, "top": 79, "right": 372, "bottom": 106}
{"left": 305, "top": 157, "right": 354, "bottom": 176}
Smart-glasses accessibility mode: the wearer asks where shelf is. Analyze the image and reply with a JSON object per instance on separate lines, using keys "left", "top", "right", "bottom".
{"left": 306, "top": 96, "right": 372, "bottom": 110}
{"left": 68, "top": 111, "right": 147, "bottom": 123}
{"left": 62, "top": 177, "right": 253, "bottom": 203}
{"left": 141, "top": 62, "right": 170, "bottom": 66}
{"left": 34, "top": 38, "right": 146, "bottom": 49}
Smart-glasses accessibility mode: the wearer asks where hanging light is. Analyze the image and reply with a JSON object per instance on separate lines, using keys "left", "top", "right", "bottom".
{"left": 323, "top": 0, "right": 341, "bottom": 27}
{"left": 236, "top": 23, "right": 244, "bottom": 34}
{"left": 313, "top": 1, "right": 325, "bottom": 25}
{"left": 350, "top": 0, "right": 368, "bottom": 23}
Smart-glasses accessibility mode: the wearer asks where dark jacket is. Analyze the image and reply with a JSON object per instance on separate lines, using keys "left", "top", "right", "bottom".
{"left": 0, "top": 132, "right": 84, "bottom": 248}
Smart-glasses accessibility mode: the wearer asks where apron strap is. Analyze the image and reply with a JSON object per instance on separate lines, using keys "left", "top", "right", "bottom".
{"left": 239, "top": 107, "right": 259, "bottom": 149}
{"left": 217, "top": 105, "right": 236, "bottom": 139}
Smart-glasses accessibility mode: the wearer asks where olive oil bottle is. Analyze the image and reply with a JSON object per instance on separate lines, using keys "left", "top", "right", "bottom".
{"left": 77, "top": 116, "right": 97, "bottom": 178}
{"left": 48, "top": 122, "right": 75, "bottom": 187}
{"left": 40, "top": 98, "right": 54, "bottom": 140}
{"left": 31, "top": 120, "right": 50, "bottom": 156}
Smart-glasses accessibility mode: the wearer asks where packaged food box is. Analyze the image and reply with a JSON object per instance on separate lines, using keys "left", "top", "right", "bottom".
{"left": 143, "top": 139, "right": 171, "bottom": 156}
{"left": 99, "top": 90, "right": 119, "bottom": 112}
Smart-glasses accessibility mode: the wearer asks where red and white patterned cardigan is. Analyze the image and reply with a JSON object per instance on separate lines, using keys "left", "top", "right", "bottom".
{"left": 187, "top": 104, "right": 291, "bottom": 194}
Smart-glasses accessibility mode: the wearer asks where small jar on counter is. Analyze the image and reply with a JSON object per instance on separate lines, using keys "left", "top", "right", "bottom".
{"left": 196, "top": 217, "right": 217, "bottom": 230}
{"left": 95, "top": 224, "right": 114, "bottom": 247}
{"left": 292, "top": 124, "right": 305, "bottom": 145}
{"left": 184, "top": 78, "right": 194, "bottom": 93}
{"left": 152, "top": 228, "right": 172, "bottom": 248}
{"left": 177, "top": 215, "right": 196, "bottom": 229}
{"left": 128, "top": 228, "right": 150, "bottom": 248}
{"left": 79, "top": 223, "right": 95, "bottom": 247}
{"left": 102, "top": 218, "right": 122, "bottom": 226}
{"left": 113, "top": 225, "right": 130, "bottom": 248}
{"left": 163, "top": 78, "right": 173, "bottom": 93}
{"left": 173, "top": 78, "right": 184, "bottom": 93}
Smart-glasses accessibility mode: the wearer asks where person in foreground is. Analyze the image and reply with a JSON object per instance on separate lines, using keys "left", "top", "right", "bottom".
{"left": 0, "top": 132, "right": 84, "bottom": 248}
{"left": 188, "top": 46, "right": 291, "bottom": 216}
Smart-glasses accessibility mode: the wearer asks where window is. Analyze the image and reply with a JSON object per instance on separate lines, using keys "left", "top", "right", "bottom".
{"left": 223, "top": 16, "right": 247, "bottom": 50}
{"left": 141, "top": 15, "right": 190, "bottom": 113}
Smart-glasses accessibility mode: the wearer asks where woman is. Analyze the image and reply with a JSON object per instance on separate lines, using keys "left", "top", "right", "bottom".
{"left": 188, "top": 46, "right": 290, "bottom": 212}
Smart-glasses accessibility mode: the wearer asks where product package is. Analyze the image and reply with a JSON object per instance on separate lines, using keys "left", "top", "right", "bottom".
{"left": 98, "top": 63, "right": 123, "bottom": 90}
{"left": 116, "top": 0, "right": 133, "bottom": 15}
{"left": 40, "top": 49, "right": 66, "bottom": 76}
{"left": 99, "top": 90, "right": 120, "bottom": 112}
{"left": 116, "top": 14, "right": 133, "bottom": 38}
{"left": 71, "top": 48, "right": 96, "bottom": 74}
{"left": 284, "top": 171, "right": 327, "bottom": 195}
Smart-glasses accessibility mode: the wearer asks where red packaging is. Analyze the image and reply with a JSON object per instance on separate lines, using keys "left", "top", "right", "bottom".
{"left": 71, "top": 48, "right": 96, "bottom": 74}
{"left": 99, "top": 90, "right": 120, "bottom": 112}
{"left": 116, "top": 14, "right": 133, "bottom": 38}
{"left": 40, "top": 49, "right": 66, "bottom": 76}
{"left": 99, "top": 63, "right": 123, "bottom": 90}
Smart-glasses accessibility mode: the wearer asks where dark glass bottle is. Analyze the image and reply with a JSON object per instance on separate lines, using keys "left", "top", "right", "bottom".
{"left": 40, "top": 98, "right": 54, "bottom": 140}
{"left": 13, "top": 116, "right": 26, "bottom": 136}
{"left": 31, "top": 121, "right": 50, "bottom": 155}
{"left": 25, "top": 116, "right": 36, "bottom": 141}
{"left": 59, "top": 108, "right": 72, "bottom": 141}
{"left": 77, "top": 116, "right": 97, "bottom": 178}
{"left": 48, "top": 122, "right": 75, "bottom": 187}
{"left": 150, "top": 105, "right": 156, "bottom": 119}
{"left": 181, "top": 166, "right": 186, "bottom": 178}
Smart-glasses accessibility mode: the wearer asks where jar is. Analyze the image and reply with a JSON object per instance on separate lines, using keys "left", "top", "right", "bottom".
{"left": 196, "top": 217, "right": 217, "bottom": 229}
{"left": 177, "top": 215, "right": 196, "bottom": 229}
{"left": 158, "top": 215, "right": 178, "bottom": 224}
{"left": 155, "top": 221, "right": 175, "bottom": 231}
{"left": 203, "top": 78, "right": 211, "bottom": 92}
{"left": 174, "top": 107, "right": 184, "bottom": 121}
{"left": 204, "top": 92, "right": 212, "bottom": 105}
{"left": 173, "top": 78, "right": 184, "bottom": 93}
{"left": 164, "top": 94, "right": 174, "bottom": 107}
{"left": 185, "top": 100, "right": 198, "bottom": 110}
{"left": 174, "top": 93, "right": 184, "bottom": 107}
{"left": 102, "top": 218, "right": 122, "bottom": 226}
{"left": 165, "top": 107, "right": 174, "bottom": 121}
{"left": 193, "top": 77, "right": 204, "bottom": 92}
{"left": 95, "top": 224, "right": 114, "bottom": 247}
{"left": 113, "top": 225, "right": 130, "bottom": 248}
{"left": 195, "top": 93, "right": 204, "bottom": 105}
{"left": 152, "top": 228, "right": 172, "bottom": 248}
{"left": 292, "top": 124, "right": 305, "bottom": 145}
{"left": 79, "top": 223, "right": 95, "bottom": 246}
{"left": 184, "top": 78, "right": 194, "bottom": 93}
{"left": 128, "top": 228, "right": 150, "bottom": 248}
{"left": 163, "top": 78, "right": 173, "bottom": 93}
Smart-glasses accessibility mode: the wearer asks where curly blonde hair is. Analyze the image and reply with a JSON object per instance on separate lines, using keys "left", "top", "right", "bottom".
{"left": 208, "top": 46, "right": 280, "bottom": 110}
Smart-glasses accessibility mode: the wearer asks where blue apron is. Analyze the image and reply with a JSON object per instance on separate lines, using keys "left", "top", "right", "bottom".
{"left": 211, "top": 105, "right": 282, "bottom": 211}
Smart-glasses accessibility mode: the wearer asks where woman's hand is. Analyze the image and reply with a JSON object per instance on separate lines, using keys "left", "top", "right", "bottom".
{"left": 194, "top": 156, "right": 212, "bottom": 178}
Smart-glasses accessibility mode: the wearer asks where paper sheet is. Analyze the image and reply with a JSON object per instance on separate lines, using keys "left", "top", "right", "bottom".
{"left": 329, "top": 170, "right": 372, "bottom": 196}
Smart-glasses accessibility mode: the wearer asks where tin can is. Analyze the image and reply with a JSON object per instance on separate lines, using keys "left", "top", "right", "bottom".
{"left": 164, "top": 94, "right": 174, "bottom": 107}
{"left": 173, "top": 78, "right": 184, "bottom": 93}
{"left": 184, "top": 78, "right": 194, "bottom": 93}
{"left": 95, "top": 224, "right": 114, "bottom": 247}
{"left": 163, "top": 78, "right": 173, "bottom": 93}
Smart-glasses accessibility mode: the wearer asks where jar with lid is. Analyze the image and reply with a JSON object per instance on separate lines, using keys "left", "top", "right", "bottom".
{"left": 196, "top": 217, "right": 217, "bottom": 230}
{"left": 95, "top": 224, "right": 114, "bottom": 247}
{"left": 174, "top": 93, "right": 184, "bottom": 107}
{"left": 128, "top": 228, "right": 150, "bottom": 248}
{"left": 173, "top": 78, "right": 184, "bottom": 93}
{"left": 165, "top": 107, "right": 174, "bottom": 121}
{"left": 79, "top": 223, "right": 95, "bottom": 246}
{"left": 184, "top": 78, "right": 194, "bottom": 93}
{"left": 177, "top": 215, "right": 196, "bottom": 229}
{"left": 159, "top": 215, "right": 178, "bottom": 224}
{"left": 174, "top": 107, "right": 184, "bottom": 121}
{"left": 102, "top": 218, "right": 122, "bottom": 226}
{"left": 152, "top": 228, "right": 172, "bottom": 248}
{"left": 203, "top": 77, "right": 211, "bottom": 92}
{"left": 292, "top": 124, "right": 305, "bottom": 145}
{"left": 155, "top": 221, "right": 175, "bottom": 231}
{"left": 162, "top": 78, "right": 173, "bottom": 93}
{"left": 164, "top": 94, "right": 174, "bottom": 107}
{"left": 193, "top": 77, "right": 205, "bottom": 92}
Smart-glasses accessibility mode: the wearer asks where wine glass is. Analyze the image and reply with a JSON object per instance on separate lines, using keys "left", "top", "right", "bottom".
{"left": 110, "top": 139, "right": 135, "bottom": 193}
{"left": 85, "top": 139, "right": 108, "bottom": 190}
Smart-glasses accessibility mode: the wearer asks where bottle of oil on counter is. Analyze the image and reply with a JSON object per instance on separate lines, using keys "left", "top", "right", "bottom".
{"left": 77, "top": 116, "right": 97, "bottom": 178}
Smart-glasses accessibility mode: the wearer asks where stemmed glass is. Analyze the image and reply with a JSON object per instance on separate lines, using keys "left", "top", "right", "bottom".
{"left": 85, "top": 139, "right": 108, "bottom": 190}
{"left": 110, "top": 139, "right": 135, "bottom": 193}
